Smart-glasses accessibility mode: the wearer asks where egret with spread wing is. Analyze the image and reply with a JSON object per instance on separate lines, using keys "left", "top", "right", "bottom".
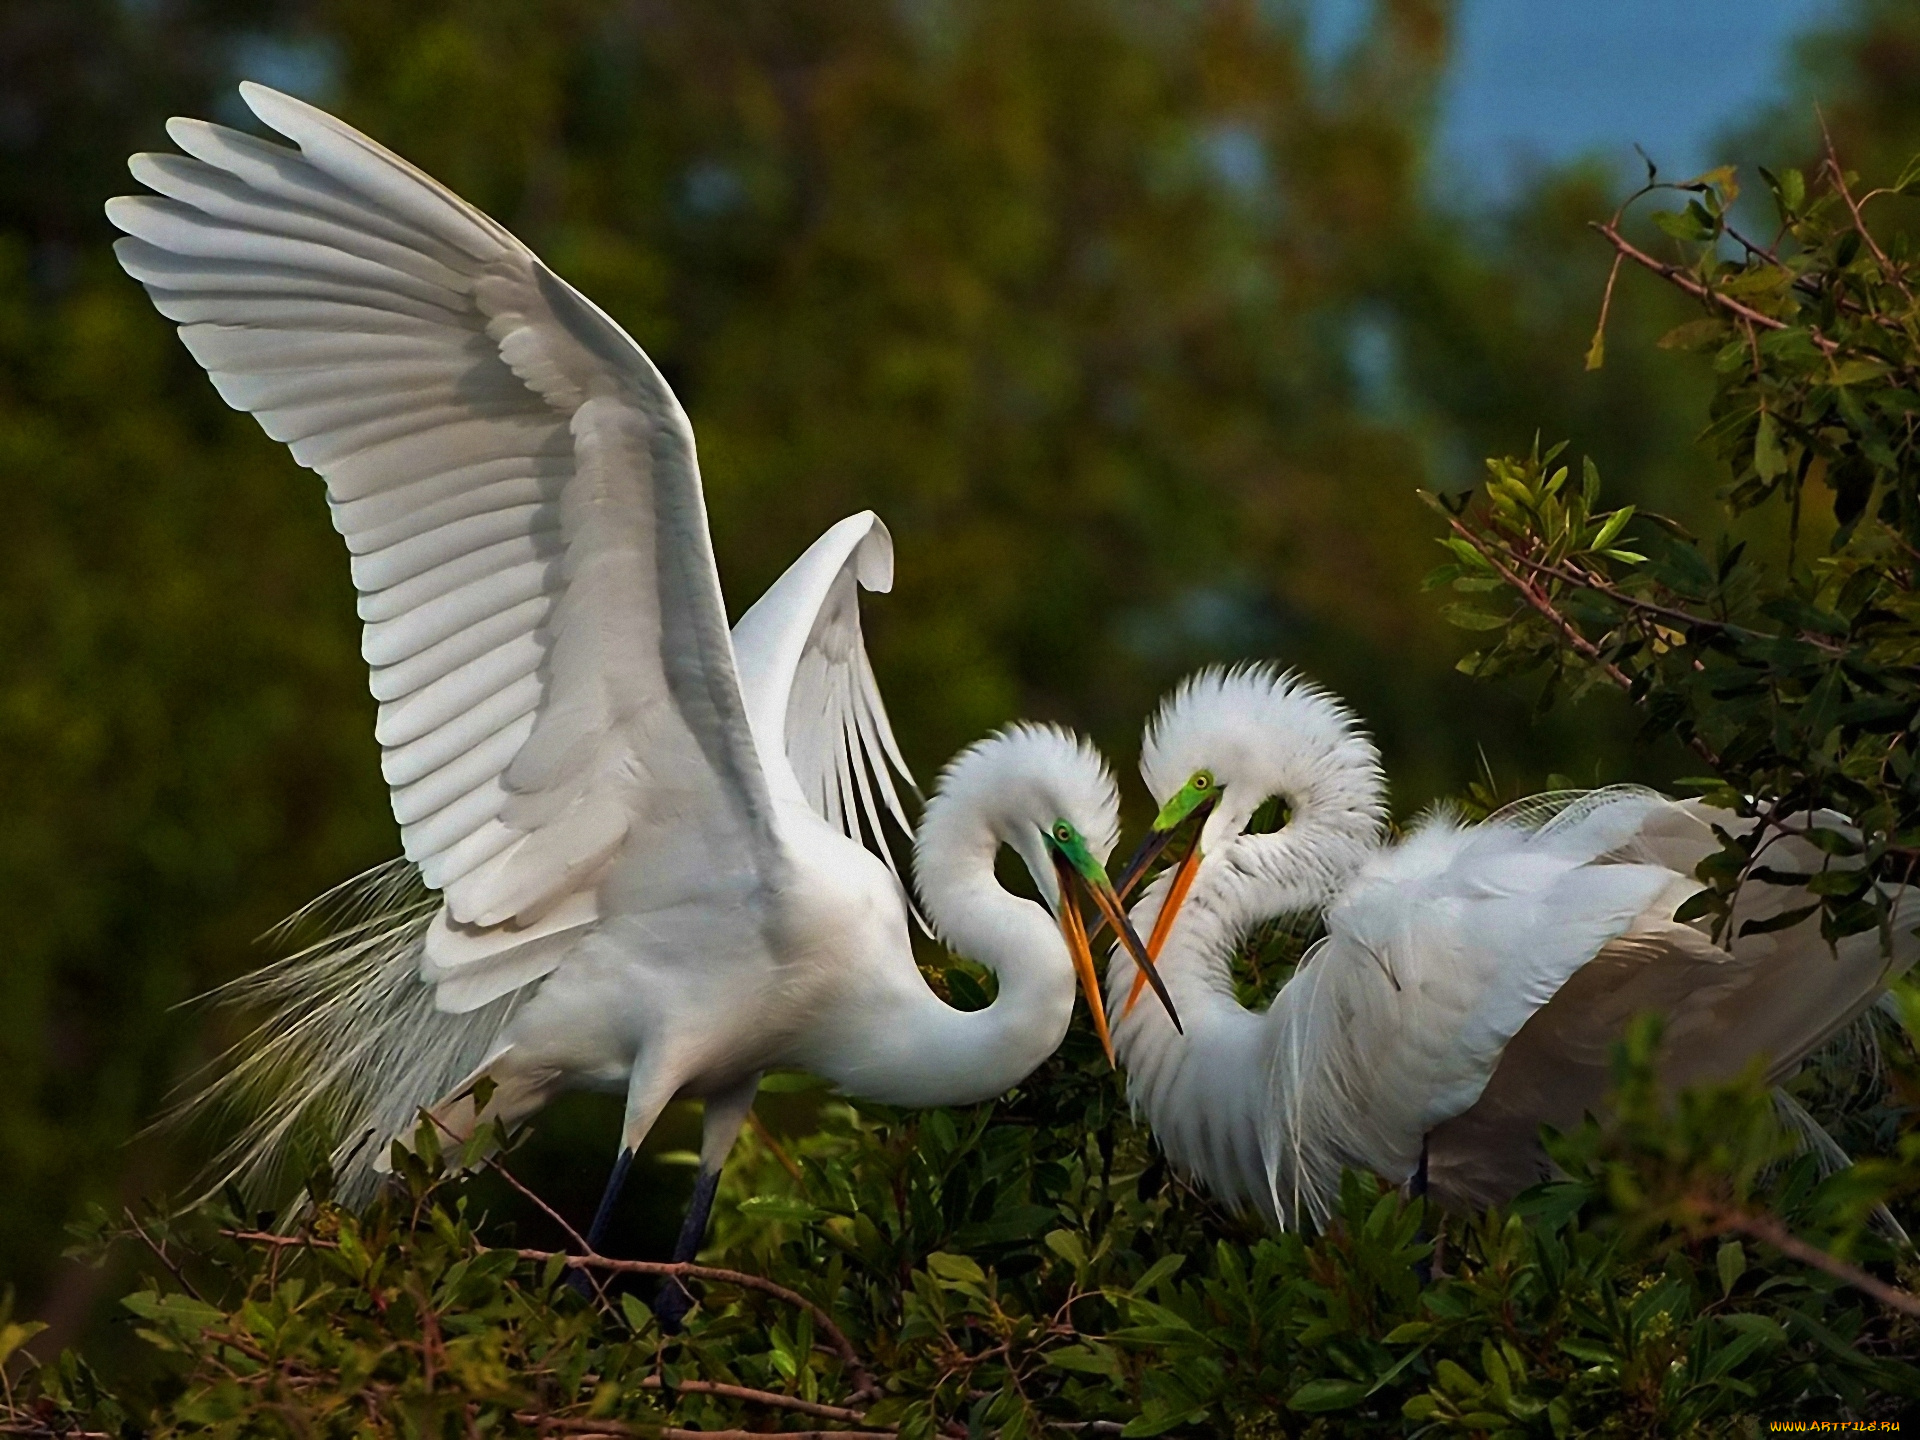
{"left": 1105, "top": 665, "right": 1919, "bottom": 1228}
{"left": 109, "top": 85, "right": 1177, "bottom": 1313}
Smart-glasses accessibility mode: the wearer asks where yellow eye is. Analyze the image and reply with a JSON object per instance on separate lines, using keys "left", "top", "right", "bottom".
{"left": 1054, "top": 822, "right": 1073, "bottom": 842}
{"left": 1192, "top": 771, "right": 1212, "bottom": 790}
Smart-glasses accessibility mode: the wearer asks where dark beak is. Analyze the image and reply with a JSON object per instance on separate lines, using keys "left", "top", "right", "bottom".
{"left": 1054, "top": 853, "right": 1183, "bottom": 1046}
{"left": 1111, "top": 823, "right": 1178, "bottom": 903}
{"left": 1094, "top": 793, "right": 1218, "bottom": 938}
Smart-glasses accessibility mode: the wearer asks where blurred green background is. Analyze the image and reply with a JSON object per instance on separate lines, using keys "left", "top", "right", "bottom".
{"left": 5, "top": 0, "right": 1920, "bottom": 1349}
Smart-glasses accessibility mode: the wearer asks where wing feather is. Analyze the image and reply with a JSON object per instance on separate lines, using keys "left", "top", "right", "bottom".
{"left": 731, "top": 513, "right": 919, "bottom": 903}
{"left": 112, "top": 84, "right": 779, "bottom": 1006}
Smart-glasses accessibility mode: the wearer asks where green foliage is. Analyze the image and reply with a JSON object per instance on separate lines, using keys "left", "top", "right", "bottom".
{"left": 1432, "top": 149, "right": 1920, "bottom": 947}
{"left": 13, "top": 1005, "right": 1920, "bottom": 1436}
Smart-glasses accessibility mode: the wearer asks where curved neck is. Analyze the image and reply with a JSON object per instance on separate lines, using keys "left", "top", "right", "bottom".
{"left": 818, "top": 815, "right": 1078, "bottom": 1108}
{"left": 1109, "top": 861, "right": 1275, "bottom": 1216}
{"left": 1108, "top": 781, "right": 1381, "bottom": 1221}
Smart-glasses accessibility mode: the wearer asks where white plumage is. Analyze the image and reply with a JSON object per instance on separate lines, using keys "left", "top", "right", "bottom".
{"left": 1108, "top": 665, "right": 1920, "bottom": 1228}
{"left": 119, "top": 87, "right": 1168, "bottom": 1262}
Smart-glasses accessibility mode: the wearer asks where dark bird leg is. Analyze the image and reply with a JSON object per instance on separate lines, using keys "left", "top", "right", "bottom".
{"left": 652, "top": 1072, "right": 763, "bottom": 1333}
{"left": 652, "top": 1164, "right": 722, "bottom": 1333}
{"left": 1411, "top": 1135, "right": 1433, "bottom": 1286}
{"left": 587, "top": 1147, "right": 635, "bottom": 1252}
{"left": 566, "top": 1147, "right": 635, "bottom": 1299}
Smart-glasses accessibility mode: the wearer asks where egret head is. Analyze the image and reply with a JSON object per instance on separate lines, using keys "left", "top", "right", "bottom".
{"left": 916, "top": 724, "right": 1181, "bottom": 1057}
{"left": 1112, "top": 666, "right": 1385, "bottom": 1012}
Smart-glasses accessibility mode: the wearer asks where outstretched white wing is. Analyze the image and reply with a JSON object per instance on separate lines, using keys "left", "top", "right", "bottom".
{"left": 109, "top": 84, "right": 779, "bottom": 1007}
{"left": 731, "top": 512, "right": 918, "bottom": 895}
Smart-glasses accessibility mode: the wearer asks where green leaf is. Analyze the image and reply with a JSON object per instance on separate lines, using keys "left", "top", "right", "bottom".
{"left": 1130, "top": 1253, "right": 1186, "bottom": 1295}
{"left": 924, "top": 1251, "right": 986, "bottom": 1286}
{"left": 756, "top": 1070, "right": 829, "bottom": 1093}
{"left": 1738, "top": 902, "right": 1820, "bottom": 937}
{"left": 1764, "top": 164, "right": 1807, "bottom": 214}
{"left": 1802, "top": 826, "right": 1863, "bottom": 857}
{"left": 1046, "top": 1342, "right": 1123, "bottom": 1378}
{"left": 0, "top": 1321, "right": 47, "bottom": 1369}
{"left": 1441, "top": 603, "right": 1512, "bottom": 632}
{"left": 1559, "top": 1339, "right": 1621, "bottom": 1367}
{"left": 1589, "top": 505, "right": 1636, "bottom": 552}
{"left": 1288, "top": 1378, "right": 1368, "bottom": 1412}
{"left": 1754, "top": 410, "right": 1789, "bottom": 480}
{"left": 121, "top": 1291, "right": 226, "bottom": 1336}
{"left": 735, "top": 1195, "right": 826, "bottom": 1224}
{"left": 952, "top": 1203, "right": 1057, "bottom": 1247}
{"left": 1653, "top": 207, "right": 1713, "bottom": 242}
{"left": 1044, "top": 1229, "right": 1089, "bottom": 1268}
{"left": 1829, "top": 357, "right": 1889, "bottom": 387}
{"left": 1657, "top": 318, "right": 1725, "bottom": 352}
{"left": 1717, "top": 1239, "right": 1747, "bottom": 1297}
{"left": 1673, "top": 888, "right": 1723, "bottom": 924}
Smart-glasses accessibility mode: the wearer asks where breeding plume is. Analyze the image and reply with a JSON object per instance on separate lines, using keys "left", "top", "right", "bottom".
{"left": 109, "top": 84, "right": 1175, "bottom": 1305}
{"left": 1106, "top": 665, "right": 1920, "bottom": 1227}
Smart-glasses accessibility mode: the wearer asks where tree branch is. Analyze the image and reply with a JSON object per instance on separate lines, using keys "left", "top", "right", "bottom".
{"left": 1444, "top": 518, "right": 1726, "bottom": 771}
{"left": 221, "top": 1229, "right": 879, "bottom": 1401}
{"left": 1589, "top": 220, "right": 1807, "bottom": 341}
{"left": 513, "top": 1420, "right": 889, "bottom": 1440}
{"left": 1704, "top": 1204, "right": 1920, "bottom": 1320}
{"left": 523, "top": 1249, "right": 876, "bottom": 1399}
{"left": 635, "top": 1377, "right": 870, "bottom": 1425}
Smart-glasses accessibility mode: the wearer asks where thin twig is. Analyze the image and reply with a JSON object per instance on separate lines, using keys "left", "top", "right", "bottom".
{"left": 124, "top": 1208, "right": 208, "bottom": 1304}
{"left": 487, "top": 1153, "right": 593, "bottom": 1256}
{"left": 747, "top": 1110, "right": 806, "bottom": 1184}
{"left": 512, "top": 1421, "right": 888, "bottom": 1440}
{"left": 1590, "top": 220, "right": 1805, "bottom": 340}
{"left": 1495, "top": 545, "right": 1850, "bottom": 657}
{"left": 1445, "top": 518, "right": 1727, "bottom": 771}
{"left": 1446, "top": 520, "right": 1635, "bottom": 690}
{"left": 635, "top": 1377, "right": 870, "bottom": 1424}
{"left": 1587, "top": 249, "right": 1625, "bottom": 369}
{"left": 518, "top": 1250, "right": 877, "bottom": 1400}
{"left": 1820, "top": 112, "right": 1912, "bottom": 306}
{"left": 1706, "top": 1205, "right": 1920, "bottom": 1319}
{"left": 218, "top": 1227, "right": 873, "bottom": 1396}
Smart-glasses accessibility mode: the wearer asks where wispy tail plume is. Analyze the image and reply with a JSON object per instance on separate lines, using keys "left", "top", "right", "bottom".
{"left": 164, "top": 859, "right": 525, "bottom": 1209}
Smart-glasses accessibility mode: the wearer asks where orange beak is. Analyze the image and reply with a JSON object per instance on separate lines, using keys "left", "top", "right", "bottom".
{"left": 1054, "top": 853, "right": 1115, "bottom": 1064}
{"left": 1123, "top": 835, "right": 1205, "bottom": 1019}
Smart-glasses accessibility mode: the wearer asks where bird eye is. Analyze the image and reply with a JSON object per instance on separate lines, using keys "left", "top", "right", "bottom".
{"left": 1054, "top": 822, "right": 1073, "bottom": 842}
{"left": 1192, "top": 771, "right": 1212, "bottom": 790}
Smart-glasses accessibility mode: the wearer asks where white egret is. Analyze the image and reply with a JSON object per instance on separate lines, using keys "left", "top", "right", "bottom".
{"left": 1104, "top": 665, "right": 1920, "bottom": 1227}
{"left": 108, "top": 84, "right": 1178, "bottom": 1312}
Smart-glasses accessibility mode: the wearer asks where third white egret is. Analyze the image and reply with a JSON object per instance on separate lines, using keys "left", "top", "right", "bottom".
{"left": 1105, "top": 665, "right": 1919, "bottom": 1227}
{"left": 108, "top": 84, "right": 1177, "bottom": 1316}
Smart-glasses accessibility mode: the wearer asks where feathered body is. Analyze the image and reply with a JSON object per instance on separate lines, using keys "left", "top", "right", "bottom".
{"left": 122, "top": 86, "right": 1146, "bottom": 1215}
{"left": 1109, "top": 666, "right": 1920, "bottom": 1227}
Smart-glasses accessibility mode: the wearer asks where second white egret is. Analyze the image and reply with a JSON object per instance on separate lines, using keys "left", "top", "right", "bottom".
{"left": 1106, "top": 665, "right": 1918, "bottom": 1227}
